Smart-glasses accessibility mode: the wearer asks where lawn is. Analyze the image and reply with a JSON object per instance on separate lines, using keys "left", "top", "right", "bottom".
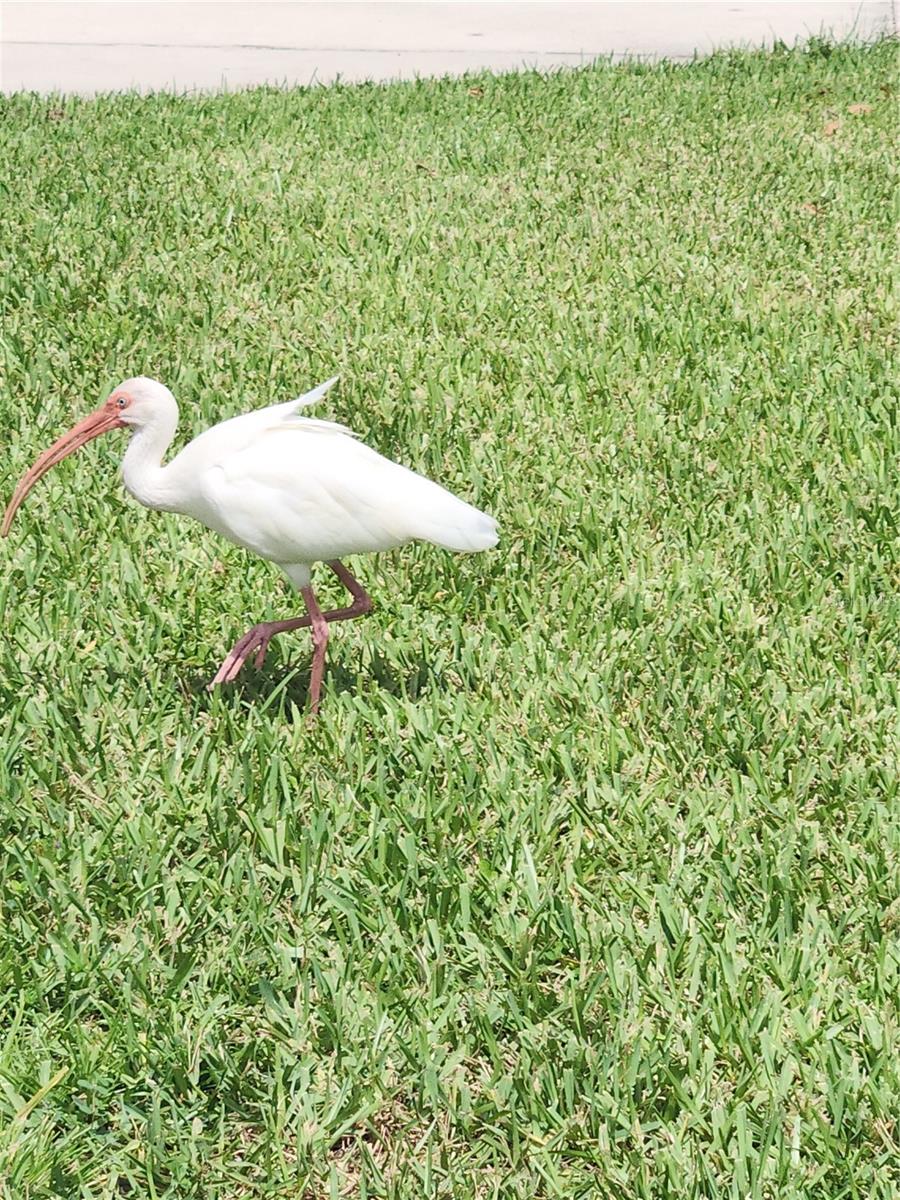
{"left": 0, "top": 37, "right": 897, "bottom": 1200}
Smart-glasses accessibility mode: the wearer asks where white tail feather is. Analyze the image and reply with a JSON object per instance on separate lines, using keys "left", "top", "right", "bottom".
{"left": 430, "top": 514, "right": 499, "bottom": 552}
{"left": 405, "top": 481, "right": 499, "bottom": 552}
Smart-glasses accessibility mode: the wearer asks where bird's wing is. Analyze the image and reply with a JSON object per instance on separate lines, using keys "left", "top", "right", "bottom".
{"left": 197, "top": 422, "right": 496, "bottom": 565}
{"left": 201, "top": 428, "right": 413, "bottom": 561}
{"left": 172, "top": 378, "right": 496, "bottom": 563}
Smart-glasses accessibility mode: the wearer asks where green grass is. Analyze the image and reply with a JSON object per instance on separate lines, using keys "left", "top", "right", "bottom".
{"left": 0, "top": 38, "right": 897, "bottom": 1199}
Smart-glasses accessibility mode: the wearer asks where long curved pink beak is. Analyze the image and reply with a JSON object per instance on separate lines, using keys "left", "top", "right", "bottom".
{"left": 2, "top": 404, "right": 125, "bottom": 537}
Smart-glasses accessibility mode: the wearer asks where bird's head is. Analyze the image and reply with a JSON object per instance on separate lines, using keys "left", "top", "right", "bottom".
{"left": 1, "top": 376, "right": 177, "bottom": 536}
{"left": 108, "top": 376, "right": 178, "bottom": 429}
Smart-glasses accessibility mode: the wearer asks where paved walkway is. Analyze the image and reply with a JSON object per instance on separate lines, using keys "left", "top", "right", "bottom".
{"left": 1, "top": 2, "right": 894, "bottom": 95}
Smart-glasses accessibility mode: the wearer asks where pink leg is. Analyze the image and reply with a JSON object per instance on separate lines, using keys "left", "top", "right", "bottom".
{"left": 209, "top": 561, "right": 373, "bottom": 710}
{"left": 302, "top": 585, "right": 328, "bottom": 716}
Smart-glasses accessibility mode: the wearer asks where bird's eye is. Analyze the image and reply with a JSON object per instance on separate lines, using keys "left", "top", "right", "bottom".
{"left": 116, "top": 396, "right": 127, "bottom": 409}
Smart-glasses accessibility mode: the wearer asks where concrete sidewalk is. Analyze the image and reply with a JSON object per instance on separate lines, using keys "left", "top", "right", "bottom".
{"left": 1, "top": 2, "right": 894, "bottom": 95}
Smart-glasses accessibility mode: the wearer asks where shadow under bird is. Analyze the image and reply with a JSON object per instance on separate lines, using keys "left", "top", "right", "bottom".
{"left": 2, "top": 377, "right": 498, "bottom": 712}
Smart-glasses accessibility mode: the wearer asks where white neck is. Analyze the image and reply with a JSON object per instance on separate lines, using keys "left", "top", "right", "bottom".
{"left": 121, "top": 415, "right": 180, "bottom": 512}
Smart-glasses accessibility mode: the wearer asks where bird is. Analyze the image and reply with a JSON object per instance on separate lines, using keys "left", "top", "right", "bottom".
{"left": 2, "top": 376, "right": 498, "bottom": 712}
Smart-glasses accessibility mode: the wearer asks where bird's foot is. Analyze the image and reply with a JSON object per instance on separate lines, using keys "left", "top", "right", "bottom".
{"left": 208, "top": 623, "right": 275, "bottom": 687}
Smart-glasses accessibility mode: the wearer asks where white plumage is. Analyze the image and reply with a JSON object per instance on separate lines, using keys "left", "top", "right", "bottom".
{"left": 2, "top": 375, "right": 498, "bottom": 710}
{"left": 158, "top": 377, "right": 497, "bottom": 586}
{"left": 116, "top": 372, "right": 496, "bottom": 583}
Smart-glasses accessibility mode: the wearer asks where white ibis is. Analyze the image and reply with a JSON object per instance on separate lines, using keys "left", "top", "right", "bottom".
{"left": 2, "top": 377, "right": 498, "bottom": 712}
